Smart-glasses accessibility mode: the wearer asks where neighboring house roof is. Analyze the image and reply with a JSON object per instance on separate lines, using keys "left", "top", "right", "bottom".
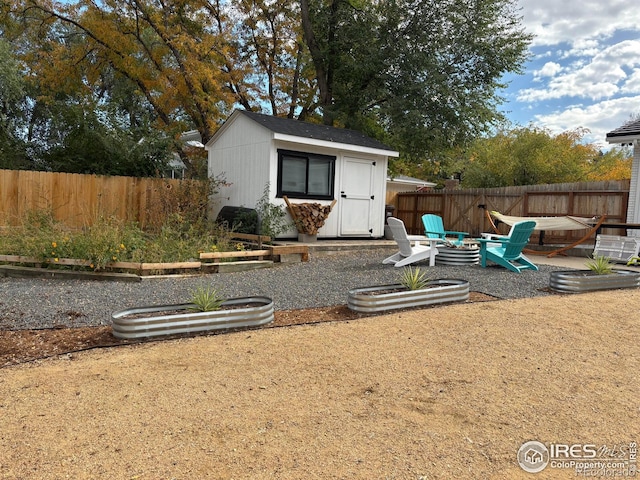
{"left": 170, "top": 130, "right": 205, "bottom": 173}
{"left": 180, "top": 130, "right": 204, "bottom": 148}
{"left": 606, "top": 119, "right": 640, "bottom": 144}
{"left": 387, "top": 175, "right": 436, "bottom": 188}
{"left": 207, "top": 109, "right": 399, "bottom": 156}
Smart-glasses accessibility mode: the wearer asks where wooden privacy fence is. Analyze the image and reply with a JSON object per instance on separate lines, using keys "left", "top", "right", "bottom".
{"left": 0, "top": 169, "right": 197, "bottom": 229}
{"left": 395, "top": 180, "right": 631, "bottom": 245}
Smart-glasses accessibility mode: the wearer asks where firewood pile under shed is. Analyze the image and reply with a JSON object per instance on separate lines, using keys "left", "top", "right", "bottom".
{"left": 284, "top": 196, "right": 337, "bottom": 235}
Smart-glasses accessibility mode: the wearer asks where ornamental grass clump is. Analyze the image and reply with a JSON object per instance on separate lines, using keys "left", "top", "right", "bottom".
{"left": 400, "top": 266, "right": 431, "bottom": 290}
{"left": 189, "top": 285, "right": 225, "bottom": 312}
{"left": 585, "top": 254, "right": 614, "bottom": 275}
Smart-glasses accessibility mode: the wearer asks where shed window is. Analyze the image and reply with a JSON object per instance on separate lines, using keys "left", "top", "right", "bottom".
{"left": 277, "top": 150, "right": 335, "bottom": 200}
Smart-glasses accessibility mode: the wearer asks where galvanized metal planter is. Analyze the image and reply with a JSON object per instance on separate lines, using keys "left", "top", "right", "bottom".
{"left": 435, "top": 246, "right": 480, "bottom": 266}
{"left": 549, "top": 270, "right": 640, "bottom": 293}
{"left": 111, "top": 296, "right": 274, "bottom": 339}
{"left": 347, "top": 279, "right": 469, "bottom": 313}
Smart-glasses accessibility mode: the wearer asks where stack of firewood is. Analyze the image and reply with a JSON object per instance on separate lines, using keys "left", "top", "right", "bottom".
{"left": 284, "top": 197, "right": 337, "bottom": 235}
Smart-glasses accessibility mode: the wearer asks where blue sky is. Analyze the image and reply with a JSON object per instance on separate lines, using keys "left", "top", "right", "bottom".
{"left": 500, "top": 0, "right": 640, "bottom": 148}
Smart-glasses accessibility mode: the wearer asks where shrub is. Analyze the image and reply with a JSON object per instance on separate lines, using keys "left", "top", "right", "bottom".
{"left": 255, "top": 183, "right": 290, "bottom": 238}
{"left": 585, "top": 255, "right": 614, "bottom": 275}
{"left": 189, "top": 285, "right": 225, "bottom": 312}
{"left": 400, "top": 266, "right": 431, "bottom": 290}
{"left": 146, "top": 174, "right": 229, "bottom": 233}
{"left": 0, "top": 209, "right": 234, "bottom": 270}
{"left": 68, "top": 216, "right": 146, "bottom": 269}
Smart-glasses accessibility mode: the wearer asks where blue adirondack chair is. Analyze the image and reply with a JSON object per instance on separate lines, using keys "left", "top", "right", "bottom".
{"left": 421, "top": 214, "right": 469, "bottom": 246}
{"left": 477, "top": 220, "right": 538, "bottom": 273}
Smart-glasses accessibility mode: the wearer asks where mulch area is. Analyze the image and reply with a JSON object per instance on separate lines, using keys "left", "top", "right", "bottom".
{"left": 0, "top": 293, "right": 497, "bottom": 367}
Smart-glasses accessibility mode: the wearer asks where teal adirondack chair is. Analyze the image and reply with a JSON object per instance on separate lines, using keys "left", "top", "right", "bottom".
{"left": 477, "top": 220, "right": 538, "bottom": 273}
{"left": 421, "top": 214, "right": 469, "bottom": 246}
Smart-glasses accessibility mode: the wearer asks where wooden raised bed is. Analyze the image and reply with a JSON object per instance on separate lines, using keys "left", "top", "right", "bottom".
{"left": 0, "top": 255, "right": 202, "bottom": 275}
{"left": 0, "top": 243, "right": 309, "bottom": 276}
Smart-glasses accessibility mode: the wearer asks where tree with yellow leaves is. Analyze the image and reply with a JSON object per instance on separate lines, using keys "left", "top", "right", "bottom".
{"left": 453, "top": 126, "right": 631, "bottom": 187}
{"left": 7, "top": 0, "right": 314, "bottom": 175}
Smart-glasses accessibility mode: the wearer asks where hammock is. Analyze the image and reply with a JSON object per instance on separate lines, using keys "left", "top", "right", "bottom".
{"left": 486, "top": 210, "right": 606, "bottom": 258}
{"left": 490, "top": 211, "right": 596, "bottom": 231}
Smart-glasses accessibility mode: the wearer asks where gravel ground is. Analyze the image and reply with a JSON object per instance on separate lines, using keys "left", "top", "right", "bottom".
{"left": 0, "top": 248, "right": 566, "bottom": 330}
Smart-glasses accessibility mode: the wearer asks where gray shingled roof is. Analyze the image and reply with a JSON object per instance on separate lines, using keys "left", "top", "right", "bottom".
{"left": 238, "top": 110, "right": 396, "bottom": 152}
{"left": 606, "top": 119, "right": 640, "bottom": 139}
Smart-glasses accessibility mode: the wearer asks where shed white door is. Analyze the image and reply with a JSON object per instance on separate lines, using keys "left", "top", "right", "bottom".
{"left": 339, "top": 157, "right": 375, "bottom": 236}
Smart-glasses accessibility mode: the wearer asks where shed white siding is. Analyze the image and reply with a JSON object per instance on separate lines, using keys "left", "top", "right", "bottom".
{"left": 206, "top": 110, "right": 397, "bottom": 239}
{"left": 207, "top": 114, "right": 272, "bottom": 217}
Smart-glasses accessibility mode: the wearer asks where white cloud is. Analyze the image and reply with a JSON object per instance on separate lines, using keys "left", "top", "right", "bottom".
{"left": 517, "top": 0, "right": 640, "bottom": 48}
{"left": 517, "top": 40, "right": 640, "bottom": 102}
{"left": 533, "top": 95, "right": 640, "bottom": 147}
{"left": 503, "top": 1, "right": 640, "bottom": 147}
{"left": 534, "top": 62, "right": 563, "bottom": 79}
{"left": 621, "top": 70, "right": 640, "bottom": 94}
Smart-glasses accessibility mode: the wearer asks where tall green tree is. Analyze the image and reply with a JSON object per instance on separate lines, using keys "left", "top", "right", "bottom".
{"left": 5, "top": 0, "right": 532, "bottom": 175}
{"left": 455, "top": 126, "right": 632, "bottom": 187}
{"left": 235, "top": 0, "right": 318, "bottom": 118}
{"left": 8, "top": 0, "right": 317, "bottom": 175}
{"left": 36, "top": 101, "right": 173, "bottom": 176}
{"left": 2, "top": 1, "right": 192, "bottom": 176}
{"left": 0, "top": 38, "right": 31, "bottom": 169}
{"left": 301, "top": 0, "right": 532, "bottom": 159}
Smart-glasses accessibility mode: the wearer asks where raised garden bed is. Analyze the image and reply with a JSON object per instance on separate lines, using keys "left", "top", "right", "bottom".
{"left": 549, "top": 269, "right": 640, "bottom": 293}
{"left": 111, "top": 296, "right": 274, "bottom": 339}
{"left": 0, "top": 244, "right": 309, "bottom": 277}
{"left": 347, "top": 279, "right": 470, "bottom": 313}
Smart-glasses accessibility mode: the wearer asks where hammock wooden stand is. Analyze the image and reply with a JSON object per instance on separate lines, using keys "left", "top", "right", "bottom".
{"left": 484, "top": 209, "right": 606, "bottom": 258}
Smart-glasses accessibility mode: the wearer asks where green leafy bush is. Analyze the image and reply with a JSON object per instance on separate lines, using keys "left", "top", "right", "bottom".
{"left": 68, "top": 216, "right": 146, "bottom": 269}
{"left": 254, "top": 183, "right": 290, "bottom": 238}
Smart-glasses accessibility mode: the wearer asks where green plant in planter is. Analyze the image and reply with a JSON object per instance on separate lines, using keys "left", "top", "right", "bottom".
{"left": 189, "top": 285, "right": 225, "bottom": 312}
{"left": 585, "top": 255, "right": 614, "bottom": 275}
{"left": 400, "top": 266, "right": 431, "bottom": 290}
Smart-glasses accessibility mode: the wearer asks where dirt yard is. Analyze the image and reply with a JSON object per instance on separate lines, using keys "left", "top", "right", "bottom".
{"left": 1, "top": 289, "right": 638, "bottom": 479}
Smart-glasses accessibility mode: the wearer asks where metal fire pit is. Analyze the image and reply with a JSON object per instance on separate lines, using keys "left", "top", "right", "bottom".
{"left": 435, "top": 246, "right": 480, "bottom": 266}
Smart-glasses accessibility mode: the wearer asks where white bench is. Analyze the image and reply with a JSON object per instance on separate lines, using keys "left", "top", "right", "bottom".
{"left": 593, "top": 234, "right": 640, "bottom": 263}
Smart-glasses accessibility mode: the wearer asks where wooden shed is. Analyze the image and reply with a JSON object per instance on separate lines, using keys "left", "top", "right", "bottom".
{"left": 205, "top": 110, "right": 399, "bottom": 239}
{"left": 606, "top": 119, "right": 640, "bottom": 236}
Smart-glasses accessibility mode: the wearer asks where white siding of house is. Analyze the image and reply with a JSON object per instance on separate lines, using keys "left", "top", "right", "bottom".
{"left": 627, "top": 142, "right": 640, "bottom": 237}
